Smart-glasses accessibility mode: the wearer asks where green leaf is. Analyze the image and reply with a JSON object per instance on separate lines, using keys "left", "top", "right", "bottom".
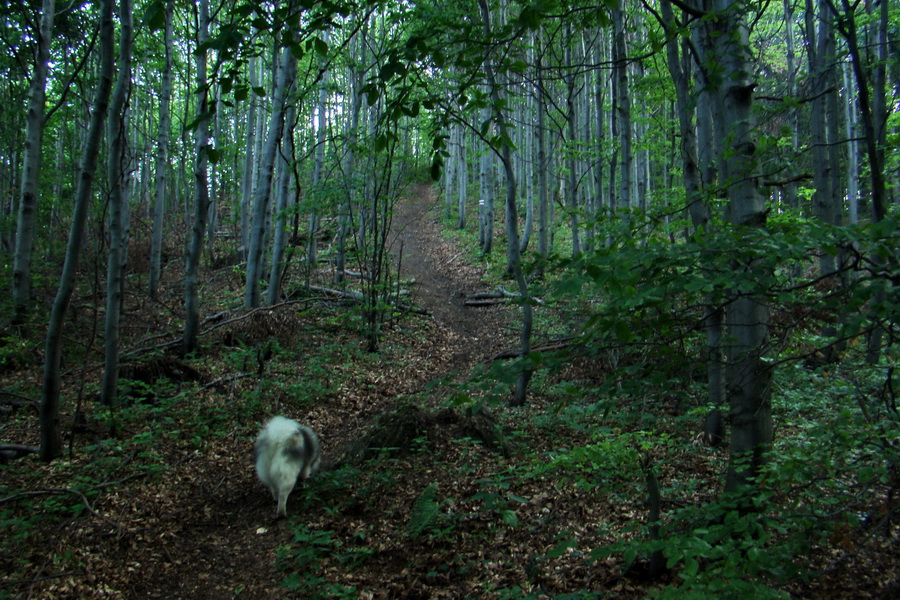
{"left": 546, "top": 536, "right": 577, "bottom": 559}
{"left": 314, "top": 36, "right": 329, "bottom": 57}
{"left": 143, "top": 0, "right": 166, "bottom": 32}
{"left": 500, "top": 509, "right": 519, "bottom": 528}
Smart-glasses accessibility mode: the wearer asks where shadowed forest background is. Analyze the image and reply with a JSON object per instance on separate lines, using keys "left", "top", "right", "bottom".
{"left": 0, "top": 0, "right": 898, "bottom": 598}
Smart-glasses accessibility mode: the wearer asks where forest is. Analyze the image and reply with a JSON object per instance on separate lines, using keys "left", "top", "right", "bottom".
{"left": 0, "top": 0, "right": 897, "bottom": 597}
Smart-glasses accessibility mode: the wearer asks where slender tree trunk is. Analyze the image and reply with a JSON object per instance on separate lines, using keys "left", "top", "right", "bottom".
{"left": 307, "top": 32, "right": 330, "bottom": 268}
{"left": 456, "top": 126, "right": 467, "bottom": 230}
{"left": 661, "top": 1, "right": 725, "bottom": 419}
{"left": 182, "top": 0, "right": 211, "bottom": 354}
{"left": 245, "top": 44, "right": 295, "bottom": 307}
{"left": 842, "top": 61, "right": 859, "bottom": 224}
{"left": 41, "top": 0, "right": 114, "bottom": 461}
{"left": 337, "top": 29, "right": 365, "bottom": 285}
{"left": 267, "top": 105, "right": 296, "bottom": 305}
{"left": 207, "top": 84, "right": 222, "bottom": 260}
{"left": 536, "top": 30, "right": 549, "bottom": 261}
{"left": 613, "top": 4, "right": 631, "bottom": 212}
{"left": 477, "top": 0, "right": 533, "bottom": 406}
{"left": 565, "top": 24, "right": 581, "bottom": 256}
{"left": 239, "top": 55, "right": 259, "bottom": 260}
{"left": 100, "top": 0, "right": 133, "bottom": 410}
{"left": 805, "top": 0, "right": 838, "bottom": 275}
{"left": 149, "top": 1, "right": 173, "bottom": 300}
{"left": 783, "top": 0, "right": 799, "bottom": 210}
{"left": 12, "top": 0, "right": 55, "bottom": 322}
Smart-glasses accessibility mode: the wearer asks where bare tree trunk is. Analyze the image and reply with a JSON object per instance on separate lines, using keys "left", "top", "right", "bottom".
{"left": 565, "top": 23, "right": 581, "bottom": 256}
{"left": 805, "top": 0, "right": 839, "bottom": 276}
{"left": 536, "top": 29, "right": 549, "bottom": 261}
{"left": 456, "top": 126, "right": 467, "bottom": 230}
{"left": 477, "top": 0, "right": 533, "bottom": 406}
{"left": 612, "top": 3, "right": 631, "bottom": 212}
{"left": 100, "top": 0, "right": 133, "bottom": 411}
{"left": 783, "top": 0, "right": 799, "bottom": 210}
{"left": 41, "top": 0, "right": 114, "bottom": 461}
{"left": 12, "top": 0, "right": 55, "bottom": 322}
{"left": 182, "top": 0, "right": 211, "bottom": 354}
{"left": 307, "top": 31, "right": 330, "bottom": 268}
{"left": 239, "top": 55, "right": 259, "bottom": 260}
{"left": 708, "top": 0, "right": 773, "bottom": 493}
{"left": 245, "top": 44, "right": 295, "bottom": 308}
{"left": 267, "top": 105, "right": 296, "bottom": 305}
{"left": 149, "top": 0, "right": 173, "bottom": 299}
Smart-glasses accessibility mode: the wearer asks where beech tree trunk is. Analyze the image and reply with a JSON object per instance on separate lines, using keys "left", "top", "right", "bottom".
{"left": 41, "top": 0, "right": 114, "bottom": 461}
{"left": 12, "top": 0, "right": 55, "bottom": 322}
{"left": 708, "top": 0, "right": 773, "bottom": 493}
{"left": 149, "top": 0, "right": 173, "bottom": 300}
{"left": 182, "top": 0, "right": 211, "bottom": 354}
{"left": 477, "top": 0, "right": 533, "bottom": 406}
{"left": 100, "top": 0, "right": 133, "bottom": 410}
{"left": 245, "top": 43, "right": 296, "bottom": 308}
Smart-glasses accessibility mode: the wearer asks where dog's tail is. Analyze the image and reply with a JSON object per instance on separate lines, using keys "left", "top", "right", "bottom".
{"left": 283, "top": 424, "right": 321, "bottom": 480}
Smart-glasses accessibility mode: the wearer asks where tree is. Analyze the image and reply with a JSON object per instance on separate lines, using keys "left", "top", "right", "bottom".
{"left": 12, "top": 0, "right": 55, "bottom": 322}
{"left": 182, "top": 0, "right": 212, "bottom": 354}
{"left": 245, "top": 38, "right": 297, "bottom": 308}
{"left": 149, "top": 0, "right": 174, "bottom": 300}
{"left": 40, "top": 0, "right": 114, "bottom": 461}
{"left": 476, "top": 0, "right": 533, "bottom": 406}
{"left": 100, "top": 0, "right": 133, "bottom": 411}
{"left": 705, "top": 0, "right": 773, "bottom": 493}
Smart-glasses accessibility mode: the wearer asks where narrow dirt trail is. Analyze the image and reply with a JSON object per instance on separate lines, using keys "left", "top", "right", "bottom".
{"left": 112, "top": 183, "right": 512, "bottom": 599}
{"left": 389, "top": 182, "right": 511, "bottom": 374}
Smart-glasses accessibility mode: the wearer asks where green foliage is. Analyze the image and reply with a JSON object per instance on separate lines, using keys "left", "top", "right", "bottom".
{"left": 279, "top": 526, "right": 358, "bottom": 599}
{"left": 469, "top": 474, "right": 528, "bottom": 530}
{"left": 406, "top": 482, "right": 441, "bottom": 537}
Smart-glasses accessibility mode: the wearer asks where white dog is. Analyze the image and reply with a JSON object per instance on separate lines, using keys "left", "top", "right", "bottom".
{"left": 254, "top": 416, "right": 321, "bottom": 518}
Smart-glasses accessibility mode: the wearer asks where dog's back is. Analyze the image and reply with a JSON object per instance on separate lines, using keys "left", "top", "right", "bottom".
{"left": 255, "top": 416, "right": 321, "bottom": 518}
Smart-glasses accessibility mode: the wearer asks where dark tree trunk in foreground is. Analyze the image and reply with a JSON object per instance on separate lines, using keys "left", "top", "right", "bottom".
{"left": 41, "top": 0, "right": 114, "bottom": 461}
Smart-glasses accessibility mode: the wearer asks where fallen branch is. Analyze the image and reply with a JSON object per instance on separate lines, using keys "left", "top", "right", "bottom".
{"left": 465, "top": 298, "right": 507, "bottom": 307}
{"left": 200, "top": 372, "right": 251, "bottom": 390}
{"left": 0, "top": 391, "right": 40, "bottom": 413}
{"left": 488, "top": 337, "right": 579, "bottom": 362}
{"left": 465, "top": 287, "right": 546, "bottom": 306}
{"left": 307, "top": 285, "right": 364, "bottom": 301}
{"left": 0, "top": 444, "right": 39, "bottom": 460}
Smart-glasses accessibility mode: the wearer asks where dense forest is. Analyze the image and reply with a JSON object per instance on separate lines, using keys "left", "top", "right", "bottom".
{"left": 1, "top": 0, "right": 898, "bottom": 597}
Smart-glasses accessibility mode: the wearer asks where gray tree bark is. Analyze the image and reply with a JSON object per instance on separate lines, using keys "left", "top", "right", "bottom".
{"left": 182, "top": 0, "right": 211, "bottom": 354}
{"left": 41, "top": 0, "right": 114, "bottom": 461}
{"left": 149, "top": 0, "right": 173, "bottom": 300}
{"left": 12, "top": 0, "right": 55, "bottom": 322}
{"left": 477, "top": 0, "right": 533, "bottom": 406}
{"left": 245, "top": 44, "right": 296, "bottom": 307}
{"left": 100, "top": 0, "right": 133, "bottom": 410}
{"left": 708, "top": 0, "right": 773, "bottom": 493}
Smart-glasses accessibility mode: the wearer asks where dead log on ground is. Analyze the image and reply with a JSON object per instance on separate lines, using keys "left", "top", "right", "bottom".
{"left": 335, "top": 403, "right": 514, "bottom": 466}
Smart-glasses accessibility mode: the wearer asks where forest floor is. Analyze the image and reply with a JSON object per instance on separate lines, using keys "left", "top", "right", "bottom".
{"left": 2, "top": 183, "right": 898, "bottom": 599}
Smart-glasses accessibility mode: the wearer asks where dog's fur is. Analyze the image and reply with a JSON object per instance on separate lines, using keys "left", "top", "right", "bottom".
{"left": 254, "top": 416, "right": 321, "bottom": 518}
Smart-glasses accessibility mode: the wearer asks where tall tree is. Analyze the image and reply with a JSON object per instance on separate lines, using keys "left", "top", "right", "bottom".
{"left": 182, "top": 0, "right": 211, "bottom": 354}
{"left": 149, "top": 0, "right": 174, "bottom": 300}
{"left": 100, "top": 0, "right": 133, "bottom": 410}
{"left": 12, "top": 0, "right": 55, "bottom": 322}
{"left": 41, "top": 0, "right": 115, "bottom": 461}
{"left": 476, "top": 0, "right": 533, "bottom": 406}
{"left": 707, "top": 0, "right": 773, "bottom": 493}
{"left": 245, "top": 37, "right": 297, "bottom": 307}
